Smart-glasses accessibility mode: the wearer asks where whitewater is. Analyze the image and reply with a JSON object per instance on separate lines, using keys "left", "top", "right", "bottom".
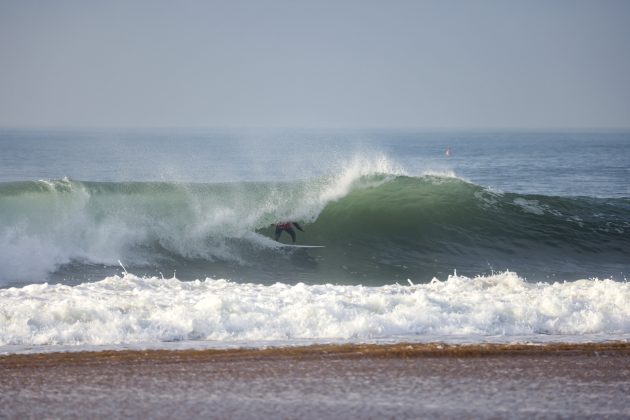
{"left": 2, "top": 272, "right": 629, "bottom": 352}
{"left": 1, "top": 129, "right": 629, "bottom": 353}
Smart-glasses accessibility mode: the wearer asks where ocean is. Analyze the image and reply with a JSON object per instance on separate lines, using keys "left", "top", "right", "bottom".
{"left": 1, "top": 128, "right": 629, "bottom": 352}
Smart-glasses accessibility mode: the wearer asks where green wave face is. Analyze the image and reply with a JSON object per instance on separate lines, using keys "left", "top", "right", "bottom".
{"left": 0, "top": 176, "right": 628, "bottom": 286}
{"left": 307, "top": 176, "right": 629, "bottom": 282}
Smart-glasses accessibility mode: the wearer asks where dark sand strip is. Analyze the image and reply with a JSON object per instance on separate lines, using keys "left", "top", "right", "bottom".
{"left": 2, "top": 342, "right": 629, "bottom": 419}
{"left": 3, "top": 341, "right": 630, "bottom": 365}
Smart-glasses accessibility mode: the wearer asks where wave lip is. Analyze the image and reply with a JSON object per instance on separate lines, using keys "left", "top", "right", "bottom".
{"left": 1, "top": 272, "right": 629, "bottom": 350}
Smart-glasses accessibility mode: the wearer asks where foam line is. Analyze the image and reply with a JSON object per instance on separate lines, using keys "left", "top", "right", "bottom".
{"left": 1, "top": 272, "right": 629, "bottom": 348}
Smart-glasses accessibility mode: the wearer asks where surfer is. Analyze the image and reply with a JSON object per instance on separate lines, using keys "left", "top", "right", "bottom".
{"left": 274, "top": 222, "right": 304, "bottom": 243}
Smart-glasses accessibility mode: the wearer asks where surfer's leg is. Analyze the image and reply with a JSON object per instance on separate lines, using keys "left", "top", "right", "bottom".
{"left": 274, "top": 227, "right": 282, "bottom": 241}
{"left": 288, "top": 228, "right": 296, "bottom": 243}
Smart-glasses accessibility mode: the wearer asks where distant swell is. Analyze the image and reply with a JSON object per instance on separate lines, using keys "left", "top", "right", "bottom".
{"left": 0, "top": 170, "right": 629, "bottom": 285}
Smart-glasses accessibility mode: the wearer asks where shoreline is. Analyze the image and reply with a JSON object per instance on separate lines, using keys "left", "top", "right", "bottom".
{"left": 2, "top": 341, "right": 629, "bottom": 364}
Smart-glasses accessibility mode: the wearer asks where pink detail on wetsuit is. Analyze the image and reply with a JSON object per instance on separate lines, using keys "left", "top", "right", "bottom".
{"left": 276, "top": 222, "right": 292, "bottom": 230}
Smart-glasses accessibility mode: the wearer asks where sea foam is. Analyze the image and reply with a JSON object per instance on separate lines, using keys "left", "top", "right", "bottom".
{"left": 1, "top": 272, "right": 628, "bottom": 351}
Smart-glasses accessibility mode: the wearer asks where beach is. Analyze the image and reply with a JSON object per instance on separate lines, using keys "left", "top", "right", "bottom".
{"left": 2, "top": 342, "right": 629, "bottom": 419}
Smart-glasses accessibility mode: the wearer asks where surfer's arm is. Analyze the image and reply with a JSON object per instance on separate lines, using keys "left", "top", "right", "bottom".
{"left": 293, "top": 222, "right": 304, "bottom": 231}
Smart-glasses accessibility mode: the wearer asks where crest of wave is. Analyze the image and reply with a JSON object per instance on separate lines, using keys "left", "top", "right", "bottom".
{"left": 293, "top": 154, "right": 407, "bottom": 221}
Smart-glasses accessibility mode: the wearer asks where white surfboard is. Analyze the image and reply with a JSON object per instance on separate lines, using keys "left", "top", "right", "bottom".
{"left": 279, "top": 244, "right": 325, "bottom": 248}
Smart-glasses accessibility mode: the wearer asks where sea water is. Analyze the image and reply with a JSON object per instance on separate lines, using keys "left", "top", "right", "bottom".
{"left": 0, "top": 128, "right": 629, "bottom": 352}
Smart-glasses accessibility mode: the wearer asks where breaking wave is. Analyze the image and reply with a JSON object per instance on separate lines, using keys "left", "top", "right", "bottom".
{"left": 0, "top": 157, "right": 628, "bottom": 285}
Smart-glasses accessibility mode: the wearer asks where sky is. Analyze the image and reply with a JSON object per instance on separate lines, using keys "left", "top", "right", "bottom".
{"left": 1, "top": 0, "right": 629, "bottom": 129}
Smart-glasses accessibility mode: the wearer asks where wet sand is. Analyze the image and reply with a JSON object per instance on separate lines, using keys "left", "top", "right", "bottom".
{"left": 1, "top": 342, "right": 629, "bottom": 419}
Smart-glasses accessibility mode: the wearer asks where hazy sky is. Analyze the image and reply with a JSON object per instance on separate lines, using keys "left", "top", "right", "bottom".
{"left": 1, "top": 0, "right": 629, "bottom": 129}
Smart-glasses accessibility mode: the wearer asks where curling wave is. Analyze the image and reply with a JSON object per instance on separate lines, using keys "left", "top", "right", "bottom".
{"left": 0, "top": 163, "right": 628, "bottom": 285}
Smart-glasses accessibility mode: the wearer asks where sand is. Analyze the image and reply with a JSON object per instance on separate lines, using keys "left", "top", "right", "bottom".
{"left": 1, "top": 342, "right": 629, "bottom": 419}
